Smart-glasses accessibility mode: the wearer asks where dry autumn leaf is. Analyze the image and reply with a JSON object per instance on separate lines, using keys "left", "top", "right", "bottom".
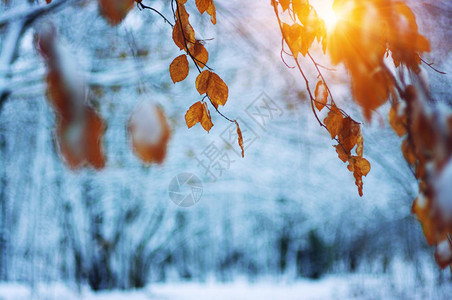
{"left": 206, "top": 0, "right": 216, "bottom": 24}
{"left": 185, "top": 101, "right": 213, "bottom": 133}
{"left": 348, "top": 156, "right": 371, "bottom": 197}
{"left": 314, "top": 80, "right": 328, "bottom": 111}
{"left": 338, "top": 117, "right": 361, "bottom": 154}
{"left": 128, "top": 102, "right": 171, "bottom": 164}
{"left": 192, "top": 41, "right": 209, "bottom": 69}
{"left": 235, "top": 121, "right": 244, "bottom": 158}
{"left": 279, "top": 0, "right": 291, "bottom": 12}
{"left": 389, "top": 103, "right": 407, "bottom": 137}
{"left": 324, "top": 104, "right": 343, "bottom": 139}
{"left": 196, "top": 0, "right": 211, "bottom": 14}
{"left": 98, "top": 0, "right": 135, "bottom": 25}
{"left": 170, "top": 55, "right": 189, "bottom": 83}
{"left": 195, "top": 71, "right": 228, "bottom": 108}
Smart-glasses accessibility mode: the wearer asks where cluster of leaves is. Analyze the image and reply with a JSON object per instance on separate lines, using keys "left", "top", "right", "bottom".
{"left": 400, "top": 87, "right": 452, "bottom": 268}
{"left": 273, "top": 0, "right": 452, "bottom": 269}
{"left": 272, "top": 0, "right": 371, "bottom": 196}
{"left": 99, "top": 0, "right": 244, "bottom": 156}
{"left": 167, "top": 0, "right": 244, "bottom": 157}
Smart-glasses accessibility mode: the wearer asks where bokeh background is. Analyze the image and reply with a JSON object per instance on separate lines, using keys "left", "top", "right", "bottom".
{"left": 0, "top": 0, "right": 451, "bottom": 299}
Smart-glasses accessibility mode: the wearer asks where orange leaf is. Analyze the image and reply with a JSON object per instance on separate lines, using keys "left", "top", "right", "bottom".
{"left": 334, "top": 145, "right": 349, "bottom": 163}
{"left": 235, "top": 121, "right": 244, "bottom": 158}
{"left": 195, "top": 0, "right": 211, "bottom": 14}
{"left": 128, "top": 102, "right": 171, "bottom": 164}
{"left": 195, "top": 71, "right": 228, "bottom": 108}
{"left": 338, "top": 117, "right": 361, "bottom": 153}
{"left": 169, "top": 55, "right": 189, "bottom": 83}
{"left": 192, "top": 41, "right": 209, "bottom": 69}
{"left": 401, "top": 137, "right": 416, "bottom": 166}
{"left": 185, "top": 101, "right": 213, "bottom": 133}
{"left": 195, "top": 70, "right": 210, "bottom": 95}
{"left": 314, "top": 80, "right": 328, "bottom": 111}
{"left": 279, "top": 0, "right": 290, "bottom": 12}
{"left": 206, "top": 72, "right": 228, "bottom": 108}
{"left": 98, "top": 0, "right": 135, "bottom": 26}
{"left": 348, "top": 156, "right": 371, "bottom": 197}
{"left": 206, "top": 0, "right": 216, "bottom": 24}
{"left": 172, "top": 4, "right": 195, "bottom": 50}
{"left": 324, "top": 104, "right": 343, "bottom": 139}
{"left": 412, "top": 195, "right": 443, "bottom": 246}
{"left": 356, "top": 133, "right": 364, "bottom": 157}
{"left": 435, "top": 239, "right": 452, "bottom": 269}
{"left": 388, "top": 103, "right": 407, "bottom": 137}
{"left": 282, "top": 23, "right": 303, "bottom": 58}
{"left": 84, "top": 107, "right": 107, "bottom": 169}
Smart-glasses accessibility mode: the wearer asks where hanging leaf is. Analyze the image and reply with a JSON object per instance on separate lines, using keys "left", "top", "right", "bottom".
{"left": 169, "top": 55, "right": 189, "bottom": 83}
{"left": 338, "top": 117, "right": 361, "bottom": 153}
{"left": 83, "top": 107, "right": 107, "bottom": 169}
{"left": 172, "top": 3, "right": 195, "bottom": 50}
{"left": 195, "top": 70, "right": 210, "bottom": 95}
{"left": 347, "top": 156, "right": 371, "bottom": 197}
{"left": 196, "top": 0, "right": 211, "bottom": 14}
{"left": 192, "top": 41, "right": 209, "bottom": 69}
{"left": 388, "top": 103, "right": 407, "bottom": 137}
{"left": 279, "top": 0, "right": 291, "bottom": 12}
{"left": 324, "top": 104, "right": 343, "bottom": 139}
{"left": 98, "top": 0, "right": 135, "bottom": 25}
{"left": 185, "top": 101, "right": 213, "bottom": 133}
{"left": 206, "top": 0, "right": 216, "bottom": 24}
{"left": 128, "top": 102, "right": 171, "bottom": 164}
{"left": 195, "top": 71, "right": 229, "bottom": 108}
{"left": 314, "top": 80, "right": 328, "bottom": 111}
{"left": 235, "top": 121, "right": 244, "bottom": 158}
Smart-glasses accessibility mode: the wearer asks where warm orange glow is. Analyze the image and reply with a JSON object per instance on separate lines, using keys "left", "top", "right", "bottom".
{"left": 316, "top": 4, "right": 338, "bottom": 32}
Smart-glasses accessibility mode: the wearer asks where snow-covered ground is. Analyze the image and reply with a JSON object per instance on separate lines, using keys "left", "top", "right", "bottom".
{"left": 1, "top": 274, "right": 452, "bottom": 300}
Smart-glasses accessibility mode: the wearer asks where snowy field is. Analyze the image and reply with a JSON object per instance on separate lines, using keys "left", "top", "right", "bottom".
{"left": 1, "top": 274, "right": 452, "bottom": 300}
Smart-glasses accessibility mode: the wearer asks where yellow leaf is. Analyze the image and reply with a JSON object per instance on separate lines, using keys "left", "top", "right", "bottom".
{"left": 169, "top": 55, "right": 189, "bottom": 83}
{"left": 279, "top": 0, "right": 290, "bottom": 12}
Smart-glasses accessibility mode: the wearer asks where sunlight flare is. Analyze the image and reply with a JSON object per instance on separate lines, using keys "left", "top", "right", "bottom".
{"left": 316, "top": 4, "right": 338, "bottom": 32}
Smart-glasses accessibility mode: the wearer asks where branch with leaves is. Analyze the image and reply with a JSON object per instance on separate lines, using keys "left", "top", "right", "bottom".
{"left": 272, "top": 0, "right": 452, "bottom": 270}
{"left": 272, "top": 0, "right": 371, "bottom": 197}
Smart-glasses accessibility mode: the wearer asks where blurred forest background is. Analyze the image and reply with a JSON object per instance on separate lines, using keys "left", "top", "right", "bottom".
{"left": 0, "top": 0, "right": 451, "bottom": 299}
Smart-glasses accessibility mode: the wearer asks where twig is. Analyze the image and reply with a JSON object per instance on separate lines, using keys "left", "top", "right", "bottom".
{"left": 171, "top": 0, "right": 234, "bottom": 123}
{"left": 137, "top": 1, "right": 174, "bottom": 27}
{"left": 419, "top": 56, "right": 446, "bottom": 75}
